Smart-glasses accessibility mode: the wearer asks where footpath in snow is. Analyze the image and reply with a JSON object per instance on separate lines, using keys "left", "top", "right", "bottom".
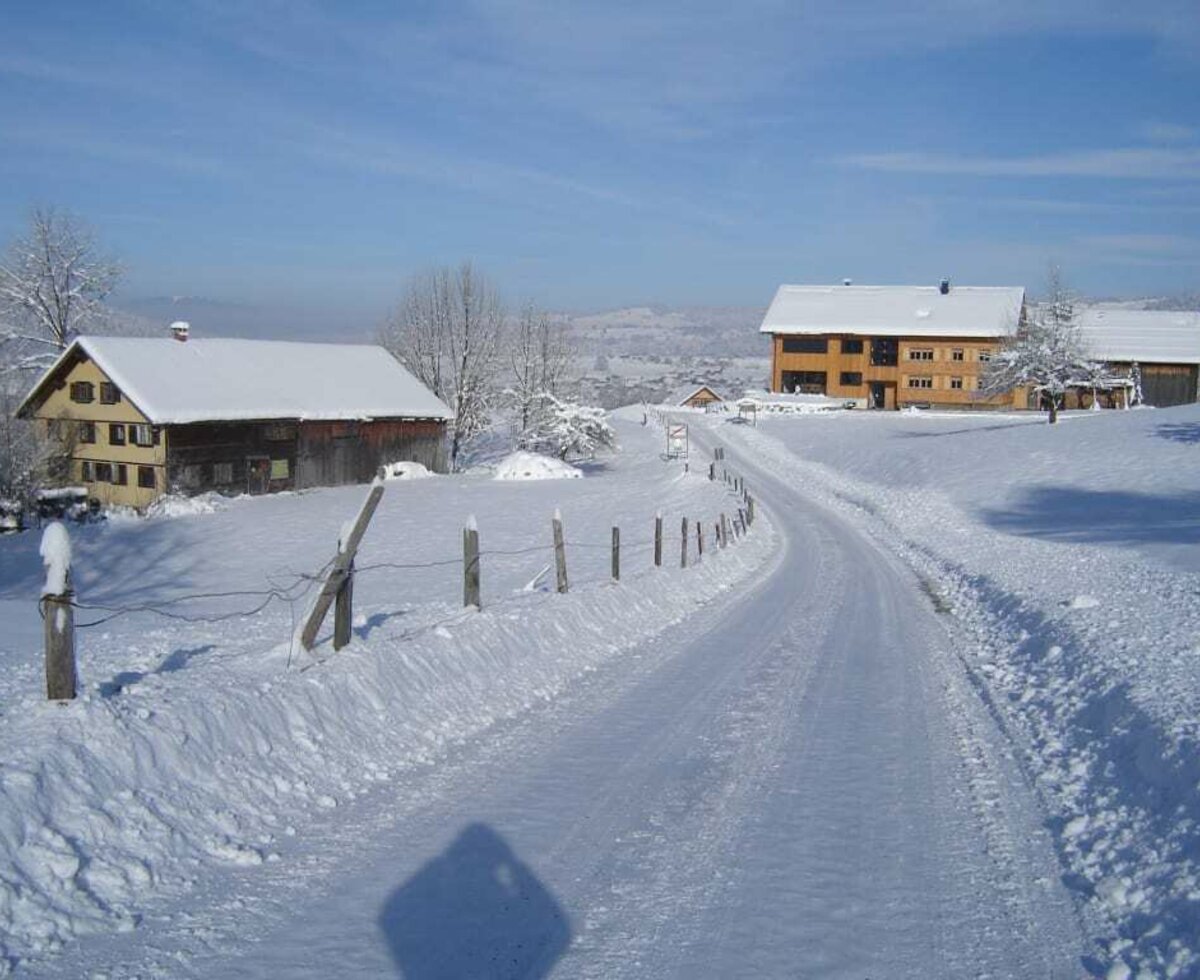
{"left": 708, "top": 403, "right": 1200, "bottom": 978}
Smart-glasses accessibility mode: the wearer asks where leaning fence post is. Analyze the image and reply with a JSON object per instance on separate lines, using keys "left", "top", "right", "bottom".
{"left": 681, "top": 516, "right": 688, "bottom": 568}
{"left": 654, "top": 512, "right": 663, "bottom": 567}
{"left": 748, "top": 496, "right": 756, "bottom": 525}
{"left": 611, "top": 526, "right": 620, "bottom": 582}
{"left": 463, "top": 516, "right": 481, "bottom": 608}
{"left": 300, "top": 479, "right": 385, "bottom": 652}
{"left": 553, "top": 509, "right": 568, "bottom": 593}
{"left": 40, "top": 522, "right": 76, "bottom": 700}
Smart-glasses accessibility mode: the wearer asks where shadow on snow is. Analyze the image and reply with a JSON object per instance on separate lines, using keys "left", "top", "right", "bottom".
{"left": 378, "top": 822, "right": 571, "bottom": 979}
{"left": 980, "top": 485, "right": 1200, "bottom": 549}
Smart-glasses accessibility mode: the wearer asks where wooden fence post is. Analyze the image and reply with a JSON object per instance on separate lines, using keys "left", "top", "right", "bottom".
{"left": 463, "top": 518, "right": 481, "bottom": 608}
{"left": 680, "top": 516, "right": 688, "bottom": 568}
{"left": 696, "top": 521, "right": 704, "bottom": 560}
{"left": 41, "top": 522, "right": 76, "bottom": 700}
{"left": 333, "top": 559, "right": 354, "bottom": 650}
{"left": 709, "top": 461, "right": 715, "bottom": 481}
{"left": 553, "top": 510, "right": 568, "bottom": 593}
{"left": 654, "top": 512, "right": 663, "bottom": 567}
{"left": 612, "top": 526, "right": 620, "bottom": 581}
{"left": 720, "top": 513, "right": 730, "bottom": 548}
{"left": 300, "top": 479, "right": 385, "bottom": 651}
{"left": 747, "top": 496, "right": 755, "bottom": 525}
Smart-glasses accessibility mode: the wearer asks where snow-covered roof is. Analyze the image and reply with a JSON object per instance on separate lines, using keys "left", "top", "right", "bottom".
{"left": 670, "top": 384, "right": 725, "bottom": 405}
{"left": 1076, "top": 308, "right": 1200, "bottom": 365}
{"left": 759, "top": 284, "right": 1025, "bottom": 338}
{"left": 20, "top": 336, "right": 453, "bottom": 424}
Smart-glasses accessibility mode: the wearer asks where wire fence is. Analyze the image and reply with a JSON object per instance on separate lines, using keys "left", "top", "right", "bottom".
{"left": 33, "top": 431, "right": 758, "bottom": 698}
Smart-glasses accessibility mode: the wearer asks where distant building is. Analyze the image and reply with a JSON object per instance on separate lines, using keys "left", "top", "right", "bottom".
{"left": 18, "top": 331, "right": 452, "bottom": 508}
{"left": 671, "top": 384, "right": 726, "bottom": 409}
{"left": 1076, "top": 308, "right": 1200, "bottom": 407}
{"left": 759, "top": 282, "right": 1027, "bottom": 410}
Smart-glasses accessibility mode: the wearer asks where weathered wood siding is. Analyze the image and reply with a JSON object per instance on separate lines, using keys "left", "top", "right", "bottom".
{"left": 1139, "top": 364, "right": 1198, "bottom": 407}
{"left": 166, "top": 421, "right": 298, "bottom": 495}
{"left": 296, "top": 419, "right": 446, "bottom": 487}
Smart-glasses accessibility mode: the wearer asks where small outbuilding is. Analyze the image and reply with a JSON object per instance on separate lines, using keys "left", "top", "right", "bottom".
{"left": 672, "top": 384, "right": 726, "bottom": 409}
{"left": 18, "top": 332, "right": 453, "bottom": 508}
{"left": 1076, "top": 308, "right": 1200, "bottom": 407}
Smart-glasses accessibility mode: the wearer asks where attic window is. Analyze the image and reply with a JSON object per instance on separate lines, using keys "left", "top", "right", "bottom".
{"left": 70, "top": 381, "right": 94, "bottom": 403}
{"left": 99, "top": 382, "right": 121, "bottom": 404}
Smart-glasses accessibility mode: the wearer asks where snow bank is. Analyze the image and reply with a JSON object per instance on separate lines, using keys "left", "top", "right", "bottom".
{"left": 493, "top": 451, "right": 582, "bottom": 481}
{"left": 383, "top": 460, "right": 434, "bottom": 481}
{"left": 143, "top": 491, "right": 232, "bottom": 520}
{"left": 716, "top": 407, "right": 1200, "bottom": 977}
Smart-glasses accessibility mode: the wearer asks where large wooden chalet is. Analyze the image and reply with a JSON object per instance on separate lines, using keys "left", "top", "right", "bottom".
{"left": 18, "top": 329, "right": 453, "bottom": 509}
{"left": 761, "top": 281, "right": 1028, "bottom": 410}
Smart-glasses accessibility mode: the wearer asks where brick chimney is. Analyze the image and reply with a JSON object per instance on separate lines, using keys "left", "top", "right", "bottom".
{"left": 171, "top": 321, "right": 190, "bottom": 342}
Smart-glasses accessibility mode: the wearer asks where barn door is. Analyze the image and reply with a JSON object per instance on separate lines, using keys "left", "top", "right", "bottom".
{"left": 246, "top": 456, "right": 271, "bottom": 494}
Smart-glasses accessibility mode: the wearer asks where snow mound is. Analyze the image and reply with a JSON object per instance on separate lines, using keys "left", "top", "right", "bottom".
{"left": 493, "top": 452, "right": 582, "bottom": 481}
{"left": 383, "top": 460, "right": 434, "bottom": 481}
{"left": 143, "top": 492, "right": 230, "bottom": 520}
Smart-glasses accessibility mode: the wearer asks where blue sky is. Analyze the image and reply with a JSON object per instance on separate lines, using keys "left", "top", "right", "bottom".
{"left": 1, "top": 1, "right": 1198, "bottom": 335}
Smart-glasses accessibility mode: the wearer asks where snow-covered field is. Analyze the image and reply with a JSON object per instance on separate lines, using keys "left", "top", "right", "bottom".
{"left": 708, "top": 403, "right": 1200, "bottom": 977}
{"left": 0, "top": 413, "right": 770, "bottom": 974}
{"left": 4, "top": 398, "right": 1199, "bottom": 978}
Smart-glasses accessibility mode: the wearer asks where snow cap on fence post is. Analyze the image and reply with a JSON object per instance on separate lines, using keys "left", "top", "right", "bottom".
{"left": 40, "top": 521, "right": 71, "bottom": 596}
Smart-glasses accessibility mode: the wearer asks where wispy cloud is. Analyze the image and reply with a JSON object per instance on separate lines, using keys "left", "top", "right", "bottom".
{"left": 1138, "top": 121, "right": 1198, "bottom": 143}
{"left": 1079, "top": 233, "right": 1199, "bottom": 253}
{"left": 1, "top": 128, "right": 236, "bottom": 179}
{"left": 842, "top": 148, "right": 1200, "bottom": 180}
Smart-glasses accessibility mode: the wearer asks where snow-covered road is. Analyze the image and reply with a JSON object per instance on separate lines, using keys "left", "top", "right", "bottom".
{"left": 33, "top": 433, "right": 1085, "bottom": 978}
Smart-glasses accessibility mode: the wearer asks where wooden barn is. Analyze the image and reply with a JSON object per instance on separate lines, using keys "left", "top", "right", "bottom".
{"left": 760, "top": 281, "right": 1028, "bottom": 410}
{"left": 1075, "top": 308, "right": 1200, "bottom": 407}
{"left": 672, "top": 384, "right": 726, "bottom": 409}
{"left": 18, "top": 329, "right": 452, "bottom": 509}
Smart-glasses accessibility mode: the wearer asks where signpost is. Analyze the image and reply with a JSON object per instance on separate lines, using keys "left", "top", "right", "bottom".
{"left": 665, "top": 423, "right": 689, "bottom": 460}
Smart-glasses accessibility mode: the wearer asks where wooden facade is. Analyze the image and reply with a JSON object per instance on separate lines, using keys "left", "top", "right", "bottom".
{"left": 677, "top": 385, "right": 724, "bottom": 409}
{"left": 769, "top": 334, "right": 1024, "bottom": 410}
{"left": 22, "top": 345, "right": 448, "bottom": 508}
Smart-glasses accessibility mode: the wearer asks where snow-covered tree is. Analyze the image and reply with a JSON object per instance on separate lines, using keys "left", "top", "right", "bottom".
{"left": 525, "top": 394, "right": 616, "bottom": 460}
{"left": 380, "top": 263, "right": 505, "bottom": 471}
{"left": 980, "top": 269, "right": 1099, "bottom": 424}
{"left": 1129, "top": 361, "right": 1144, "bottom": 407}
{"left": 0, "top": 207, "right": 122, "bottom": 369}
{"left": 506, "top": 303, "right": 574, "bottom": 444}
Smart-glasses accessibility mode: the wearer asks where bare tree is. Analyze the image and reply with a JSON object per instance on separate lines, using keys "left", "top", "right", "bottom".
{"left": 380, "top": 263, "right": 505, "bottom": 471}
{"left": 0, "top": 207, "right": 122, "bottom": 368}
{"left": 507, "top": 302, "right": 574, "bottom": 441}
{"left": 980, "top": 265, "right": 1098, "bottom": 424}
